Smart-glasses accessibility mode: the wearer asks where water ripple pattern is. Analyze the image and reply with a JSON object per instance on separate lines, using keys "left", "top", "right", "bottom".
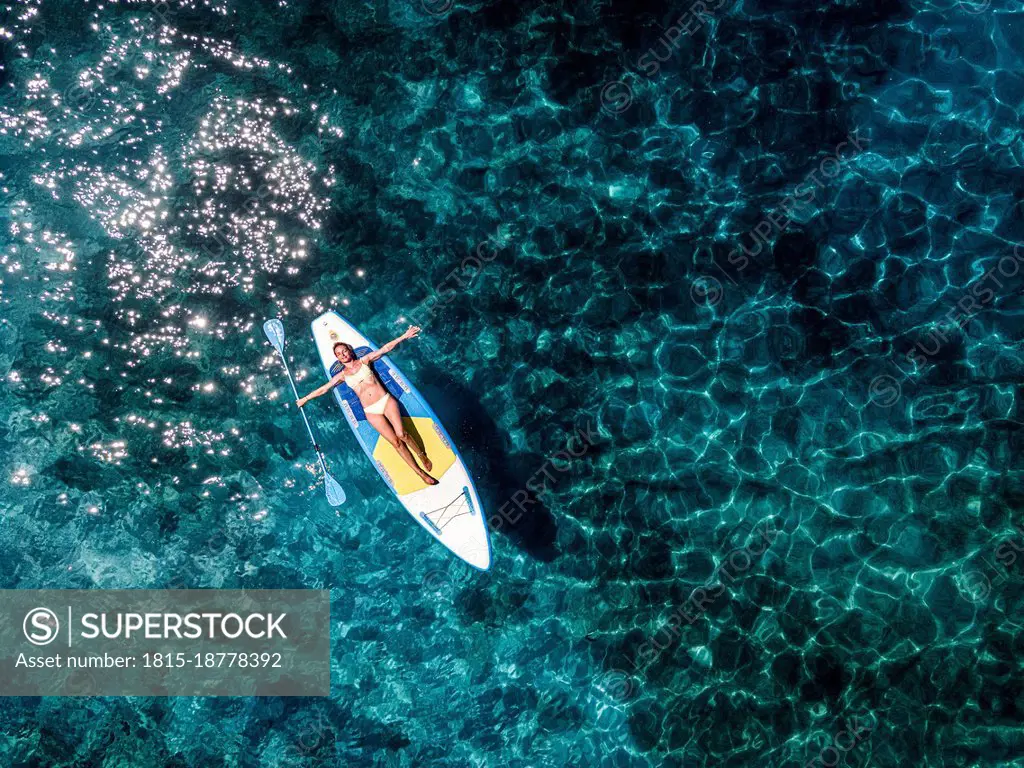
{"left": 1, "top": 0, "right": 1023, "bottom": 765}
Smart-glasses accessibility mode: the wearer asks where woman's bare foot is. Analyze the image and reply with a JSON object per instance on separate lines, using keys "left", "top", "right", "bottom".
{"left": 418, "top": 471, "right": 438, "bottom": 486}
{"left": 403, "top": 435, "right": 432, "bottom": 471}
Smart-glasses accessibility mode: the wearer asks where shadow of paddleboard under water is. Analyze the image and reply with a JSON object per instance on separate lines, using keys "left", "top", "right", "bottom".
{"left": 413, "top": 363, "right": 559, "bottom": 564}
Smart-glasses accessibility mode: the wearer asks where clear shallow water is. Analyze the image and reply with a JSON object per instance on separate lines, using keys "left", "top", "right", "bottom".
{"left": 1, "top": 0, "right": 1024, "bottom": 765}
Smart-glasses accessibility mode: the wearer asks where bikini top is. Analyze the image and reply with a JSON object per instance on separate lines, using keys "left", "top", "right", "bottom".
{"left": 343, "top": 362, "right": 374, "bottom": 387}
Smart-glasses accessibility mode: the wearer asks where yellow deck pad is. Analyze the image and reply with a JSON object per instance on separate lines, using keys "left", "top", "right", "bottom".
{"left": 372, "top": 417, "right": 456, "bottom": 495}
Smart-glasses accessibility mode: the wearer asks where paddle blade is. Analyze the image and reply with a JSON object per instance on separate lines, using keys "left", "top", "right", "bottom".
{"left": 324, "top": 471, "right": 347, "bottom": 506}
{"left": 262, "top": 318, "right": 286, "bottom": 354}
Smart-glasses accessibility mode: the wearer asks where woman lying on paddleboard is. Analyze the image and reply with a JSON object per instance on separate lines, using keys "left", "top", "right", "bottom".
{"left": 296, "top": 325, "right": 437, "bottom": 485}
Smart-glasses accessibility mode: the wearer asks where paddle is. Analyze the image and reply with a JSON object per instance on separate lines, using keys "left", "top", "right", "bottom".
{"left": 263, "top": 318, "right": 347, "bottom": 506}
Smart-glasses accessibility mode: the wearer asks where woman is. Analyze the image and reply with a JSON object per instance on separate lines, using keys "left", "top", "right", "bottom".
{"left": 296, "top": 325, "right": 437, "bottom": 485}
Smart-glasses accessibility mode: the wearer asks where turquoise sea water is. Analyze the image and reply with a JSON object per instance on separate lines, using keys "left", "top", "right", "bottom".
{"left": 2, "top": 0, "right": 1024, "bottom": 764}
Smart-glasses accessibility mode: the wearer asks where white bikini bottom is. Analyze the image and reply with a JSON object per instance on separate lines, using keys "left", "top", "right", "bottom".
{"left": 363, "top": 392, "right": 391, "bottom": 416}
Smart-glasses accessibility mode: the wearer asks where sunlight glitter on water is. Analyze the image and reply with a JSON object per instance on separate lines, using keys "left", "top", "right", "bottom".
{"left": 1, "top": 0, "right": 349, "bottom": 504}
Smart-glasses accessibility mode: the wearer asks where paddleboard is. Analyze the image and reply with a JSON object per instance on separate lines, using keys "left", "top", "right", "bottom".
{"left": 310, "top": 311, "right": 491, "bottom": 570}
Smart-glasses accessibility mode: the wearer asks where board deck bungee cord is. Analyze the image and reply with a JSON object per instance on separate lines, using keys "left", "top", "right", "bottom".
{"left": 311, "top": 311, "right": 491, "bottom": 570}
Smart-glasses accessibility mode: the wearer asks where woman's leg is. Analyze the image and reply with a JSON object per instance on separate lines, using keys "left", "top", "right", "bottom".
{"left": 383, "top": 396, "right": 432, "bottom": 472}
{"left": 366, "top": 411, "right": 437, "bottom": 485}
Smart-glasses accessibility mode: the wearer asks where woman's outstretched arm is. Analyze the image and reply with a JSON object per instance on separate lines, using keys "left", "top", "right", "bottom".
{"left": 296, "top": 372, "right": 345, "bottom": 408}
{"left": 362, "top": 325, "right": 421, "bottom": 363}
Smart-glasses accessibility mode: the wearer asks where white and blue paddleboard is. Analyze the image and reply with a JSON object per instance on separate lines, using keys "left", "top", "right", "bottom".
{"left": 311, "top": 311, "right": 491, "bottom": 570}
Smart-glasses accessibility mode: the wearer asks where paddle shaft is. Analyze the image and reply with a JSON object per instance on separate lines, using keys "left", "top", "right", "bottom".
{"left": 277, "top": 350, "right": 330, "bottom": 472}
